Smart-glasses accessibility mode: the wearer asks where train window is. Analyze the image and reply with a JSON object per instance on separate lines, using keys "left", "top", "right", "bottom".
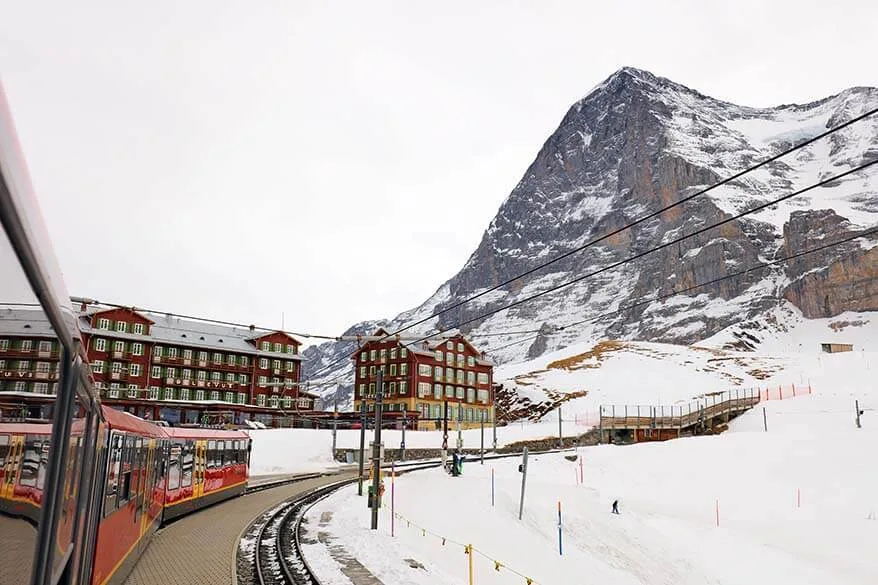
{"left": 118, "top": 436, "right": 135, "bottom": 504}
{"left": 180, "top": 442, "right": 194, "bottom": 488}
{"left": 19, "top": 436, "right": 42, "bottom": 487}
{"left": 167, "top": 444, "right": 181, "bottom": 490}
{"left": 36, "top": 441, "right": 49, "bottom": 490}
{"left": 207, "top": 440, "right": 217, "bottom": 468}
{"left": 0, "top": 435, "right": 8, "bottom": 463}
{"left": 217, "top": 440, "right": 225, "bottom": 466}
{"left": 231, "top": 440, "right": 239, "bottom": 464}
{"left": 104, "top": 433, "right": 123, "bottom": 516}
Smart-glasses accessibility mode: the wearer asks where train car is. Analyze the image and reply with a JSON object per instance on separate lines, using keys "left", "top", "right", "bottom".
{"left": 88, "top": 407, "right": 168, "bottom": 585}
{"left": 161, "top": 427, "right": 250, "bottom": 521}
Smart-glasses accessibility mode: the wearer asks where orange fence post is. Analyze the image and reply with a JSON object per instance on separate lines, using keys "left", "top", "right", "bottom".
{"left": 792, "top": 383, "right": 796, "bottom": 397}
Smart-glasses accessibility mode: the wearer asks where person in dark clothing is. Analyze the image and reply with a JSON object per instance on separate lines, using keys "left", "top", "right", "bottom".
{"left": 451, "top": 452, "right": 460, "bottom": 476}
{"left": 612, "top": 500, "right": 620, "bottom": 514}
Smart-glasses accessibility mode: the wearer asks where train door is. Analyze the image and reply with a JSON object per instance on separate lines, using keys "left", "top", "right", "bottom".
{"left": 193, "top": 440, "right": 206, "bottom": 498}
{"left": 140, "top": 439, "right": 155, "bottom": 535}
{"left": 134, "top": 437, "right": 144, "bottom": 524}
{"left": 1, "top": 435, "right": 24, "bottom": 499}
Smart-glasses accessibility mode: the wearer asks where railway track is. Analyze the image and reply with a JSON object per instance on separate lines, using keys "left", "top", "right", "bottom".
{"left": 237, "top": 479, "right": 356, "bottom": 585}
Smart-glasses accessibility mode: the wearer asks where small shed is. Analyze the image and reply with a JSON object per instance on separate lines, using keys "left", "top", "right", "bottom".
{"left": 821, "top": 343, "right": 853, "bottom": 353}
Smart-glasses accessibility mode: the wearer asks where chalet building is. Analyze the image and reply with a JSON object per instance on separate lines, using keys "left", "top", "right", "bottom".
{"left": 0, "top": 304, "right": 316, "bottom": 427}
{"left": 352, "top": 329, "right": 494, "bottom": 430}
{"left": 820, "top": 343, "right": 854, "bottom": 353}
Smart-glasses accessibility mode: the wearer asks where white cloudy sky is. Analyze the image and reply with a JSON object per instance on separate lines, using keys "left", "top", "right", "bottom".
{"left": 0, "top": 1, "right": 874, "bottom": 342}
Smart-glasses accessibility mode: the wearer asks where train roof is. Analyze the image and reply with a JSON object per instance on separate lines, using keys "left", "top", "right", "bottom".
{"left": 101, "top": 405, "right": 167, "bottom": 438}
{"left": 163, "top": 426, "right": 250, "bottom": 441}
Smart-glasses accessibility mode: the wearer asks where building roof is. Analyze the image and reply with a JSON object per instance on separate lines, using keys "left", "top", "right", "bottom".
{"left": 78, "top": 310, "right": 306, "bottom": 361}
{"left": 0, "top": 307, "right": 58, "bottom": 338}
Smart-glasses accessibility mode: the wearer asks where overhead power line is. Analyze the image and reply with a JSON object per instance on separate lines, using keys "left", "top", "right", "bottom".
{"left": 484, "top": 226, "right": 878, "bottom": 356}
{"left": 411, "top": 158, "right": 878, "bottom": 345}
{"left": 303, "top": 108, "right": 878, "bottom": 383}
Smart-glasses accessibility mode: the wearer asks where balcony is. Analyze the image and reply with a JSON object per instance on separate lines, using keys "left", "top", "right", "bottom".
{"left": 0, "top": 349, "right": 61, "bottom": 360}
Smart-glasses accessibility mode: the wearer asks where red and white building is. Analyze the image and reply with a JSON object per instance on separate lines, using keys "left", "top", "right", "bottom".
{"left": 0, "top": 304, "right": 316, "bottom": 427}
{"left": 352, "top": 329, "right": 494, "bottom": 429}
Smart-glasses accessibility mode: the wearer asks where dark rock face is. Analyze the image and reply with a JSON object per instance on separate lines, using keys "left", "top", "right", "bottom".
{"left": 306, "top": 67, "right": 878, "bottom": 407}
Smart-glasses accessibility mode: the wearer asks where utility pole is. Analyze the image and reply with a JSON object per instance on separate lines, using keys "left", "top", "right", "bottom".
{"left": 558, "top": 405, "right": 563, "bottom": 449}
{"left": 457, "top": 403, "right": 463, "bottom": 450}
{"left": 370, "top": 370, "right": 384, "bottom": 530}
{"left": 441, "top": 399, "right": 448, "bottom": 470}
{"left": 480, "top": 409, "right": 485, "bottom": 464}
{"left": 357, "top": 397, "right": 367, "bottom": 496}
{"left": 331, "top": 387, "right": 338, "bottom": 460}
{"left": 400, "top": 415, "right": 407, "bottom": 461}
{"left": 518, "top": 447, "right": 529, "bottom": 520}
{"left": 855, "top": 400, "right": 862, "bottom": 429}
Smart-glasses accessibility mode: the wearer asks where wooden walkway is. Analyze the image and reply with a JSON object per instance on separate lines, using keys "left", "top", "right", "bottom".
{"left": 599, "top": 389, "right": 760, "bottom": 442}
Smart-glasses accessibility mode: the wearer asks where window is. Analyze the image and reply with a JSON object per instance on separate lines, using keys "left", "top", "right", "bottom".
{"left": 38, "top": 340, "right": 52, "bottom": 353}
{"left": 258, "top": 376, "right": 267, "bottom": 386}
{"left": 286, "top": 361, "right": 295, "bottom": 372}
{"left": 368, "top": 382, "right": 375, "bottom": 396}
{"left": 445, "top": 353, "right": 453, "bottom": 365}
{"left": 36, "top": 362, "right": 50, "bottom": 373}
{"left": 369, "top": 365, "right": 376, "bottom": 376}
{"left": 93, "top": 360, "right": 105, "bottom": 374}
{"left": 400, "top": 347, "right": 407, "bottom": 358}
{"left": 467, "top": 371, "right": 475, "bottom": 385}
{"left": 446, "top": 385, "right": 455, "bottom": 398}
{"left": 195, "top": 390, "right": 205, "bottom": 401}
{"left": 14, "top": 381, "right": 26, "bottom": 392}
{"left": 259, "top": 358, "right": 269, "bottom": 369}
{"left": 257, "top": 394, "right": 266, "bottom": 406}
{"left": 399, "top": 381, "right": 407, "bottom": 395}
{"left": 270, "top": 396, "right": 279, "bottom": 408}
{"left": 238, "top": 393, "right": 246, "bottom": 404}
{"left": 103, "top": 433, "right": 123, "bottom": 514}
{"left": 390, "top": 348, "right": 398, "bottom": 359}
{"left": 435, "top": 350, "right": 443, "bottom": 362}
{"left": 163, "top": 388, "right": 175, "bottom": 400}
{"left": 390, "top": 364, "right": 397, "bottom": 376}
{"left": 166, "top": 367, "right": 176, "bottom": 378}
{"left": 133, "top": 323, "right": 144, "bottom": 335}
{"left": 213, "top": 352, "right": 222, "bottom": 364}
{"left": 20, "top": 340, "right": 32, "bottom": 352}
{"left": 446, "top": 341, "right": 453, "bottom": 350}
{"left": 379, "top": 349, "right": 386, "bottom": 361}
{"left": 432, "top": 365, "right": 441, "bottom": 379}
{"left": 389, "top": 382, "right": 396, "bottom": 394}
{"left": 198, "top": 351, "right": 207, "bottom": 363}
{"left": 467, "top": 355, "right": 475, "bottom": 367}
{"left": 182, "top": 349, "right": 193, "bottom": 360}
{"left": 456, "top": 370, "right": 464, "bottom": 384}
{"left": 34, "top": 382, "right": 49, "bottom": 394}
{"left": 369, "top": 349, "right": 376, "bottom": 361}
{"left": 132, "top": 342, "right": 143, "bottom": 356}
{"left": 127, "top": 384, "right": 138, "bottom": 398}
{"left": 0, "top": 339, "right": 7, "bottom": 351}
{"left": 478, "top": 372, "right": 489, "bottom": 384}
{"left": 227, "top": 354, "right": 236, "bottom": 365}
{"left": 94, "top": 338, "right": 106, "bottom": 352}
{"left": 210, "top": 391, "right": 220, "bottom": 401}
{"left": 154, "top": 346, "right": 163, "bottom": 357}
{"left": 261, "top": 342, "right": 271, "bottom": 351}
{"left": 225, "top": 392, "right": 234, "bottom": 402}
{"left": 360, "top": 351, "right": 367, "bottom": 362}
{"left": 225, "top": 373, "right": 234, "bottom": 382}
{"left": 115, "top": 321, "right": 127, "bottom": 333}
{"left": 273, "top": 343, "right": 282, "bottom": 352}
{"left": 283, "top": 396, "right": 292, "bottom": 408}
{"left": 456, "top": 387, "right": 465, "bottom": 399}
{"left": 113, "top": 340, "right": 125, "bottom": 354}
{"left": 182, "top": 368, "right": 191, "bottom": 380}
{"left": 467, "top": 388, "right": 475, "bottom": 403}
{"left": 433, "top": 383, "right": 442, "bottom": 399}
{"left": 359, "top": 366, "right": 366, "bottom": 377}
{"left": 272, "top": 359, "right": 281, "bottom": 370}
{"left": 111, "top": 362, "right": 123, "bottom": 374}
{"left": 358, "top": 384, "right": 365, "bottom": 397}
{"left": 457, "top": 342, "right": 464, "bottom": 352}
{"left": 180, "top": 388, "right": 190, "bottom": 401}
{"left": 240, "top": 356, "right": 248, "bottom": 367}
{"left": 98, "top": 318, "right": 110, "bottom": 330}
{"left": 197, "top": 370, "right": 207, "bottom": 381}
{"left": 239, "top": 374, "right": 248, "bottom": 384}
{"left": 286, "top": 344, "right": 296, "bottom": 354}
{"left": 457, "top": 353, "right": 464, "bottom": 366}
{"left": 180, "top": 443, "right": 193, "bottom": 487}
{"left": 401, "top": 363, "right": 409, "bottom": 376}
{"left": 17, "top": 360, "right": 28, "bottom": 372}
{"left": 149, "top": 386, "right": 160, "bottom": 400}
{"left": 130, "top": 364, "right": 141, "bottom": 377}
{"left": 211, "top": 371, "right": 221, "bottom": 381}
{"left": 168, "top": 347, "right": 177, "bottom": 358}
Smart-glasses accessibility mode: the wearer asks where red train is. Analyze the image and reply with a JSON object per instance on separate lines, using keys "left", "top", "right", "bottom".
{"left": 0, "top": 407, "right": 250, "bottom": 585}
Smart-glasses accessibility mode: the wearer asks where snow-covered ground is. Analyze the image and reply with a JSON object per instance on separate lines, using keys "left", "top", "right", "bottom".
{"left": 302, "top": 375, "right": 877, "bottom": 585}
{"left": 249, "top": 308, "right": 876, "bottom": 475}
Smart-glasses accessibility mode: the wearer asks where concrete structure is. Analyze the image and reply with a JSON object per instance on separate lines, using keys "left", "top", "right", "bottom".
{"left": 352, "top": 329, "right": 494, "bottom": 427}
{"left": 821, "top": 342, "right": 854, "bottom": 353}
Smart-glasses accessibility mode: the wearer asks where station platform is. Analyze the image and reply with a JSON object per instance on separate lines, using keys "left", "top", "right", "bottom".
{"left": 124, "top": 471, "right": 356, "bottom": 585}
{"left": 0, "top": 515, "right": 37, "bottom": 585}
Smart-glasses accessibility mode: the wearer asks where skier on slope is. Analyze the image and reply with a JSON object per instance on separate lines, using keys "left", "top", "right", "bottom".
{"left": 612, "top": 499, "right": 620, "bottom": 514}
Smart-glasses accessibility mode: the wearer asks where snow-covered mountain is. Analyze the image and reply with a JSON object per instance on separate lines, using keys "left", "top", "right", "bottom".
{"left": 305, "top": 67, "right": 878, "bottom": 410}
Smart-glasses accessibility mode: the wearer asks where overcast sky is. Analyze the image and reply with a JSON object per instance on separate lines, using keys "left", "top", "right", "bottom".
{"left": 0, "top": 1, "right": 874, "bottom": 344}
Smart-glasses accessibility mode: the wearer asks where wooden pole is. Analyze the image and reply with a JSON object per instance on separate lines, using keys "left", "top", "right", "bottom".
{"left": 466, "top": 544, "right": 474, "bottom": 585}
{"left": 763, "top": 407, "right": 768, "bottom": 432}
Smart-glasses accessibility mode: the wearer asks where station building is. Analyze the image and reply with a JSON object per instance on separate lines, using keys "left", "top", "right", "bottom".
{"left": 0, "top": 303, "right": 317, "bottom": 427}
{"left": 351, "top": 329, "right": 494, "bottom": 429}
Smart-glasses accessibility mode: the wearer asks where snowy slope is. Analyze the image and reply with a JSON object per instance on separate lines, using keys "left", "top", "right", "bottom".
{"left": 302, "top": 364, "right": 878, "bottom": 585}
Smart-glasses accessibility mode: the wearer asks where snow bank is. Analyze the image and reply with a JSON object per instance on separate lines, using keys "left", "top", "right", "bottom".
{"left": 246, "top": 428, "right": 341, "bottom": 475}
